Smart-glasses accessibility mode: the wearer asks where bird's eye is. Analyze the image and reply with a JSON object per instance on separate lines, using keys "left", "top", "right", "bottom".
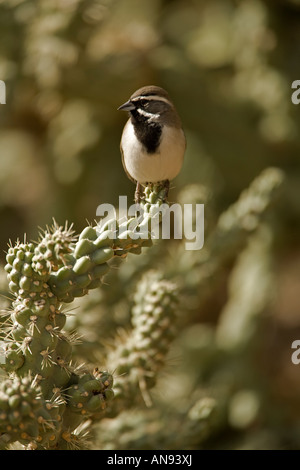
{"left": 139, "top": 99, "right": 148, "bottom": 108}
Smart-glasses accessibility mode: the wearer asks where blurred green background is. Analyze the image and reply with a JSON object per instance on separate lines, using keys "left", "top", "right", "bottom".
{"left": 1, "top": 0, "right": 300, "bottom": 449}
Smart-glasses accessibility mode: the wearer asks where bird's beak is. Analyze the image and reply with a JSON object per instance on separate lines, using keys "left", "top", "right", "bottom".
{"left": 118, "top": 100, "right": 135, "bottom": 111}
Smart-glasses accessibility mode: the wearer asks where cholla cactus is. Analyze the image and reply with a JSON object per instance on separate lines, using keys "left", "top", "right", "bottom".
{"left": 105, "top": 270, "right": 179, "bottom": 411}
{"left": 0, "top": 169, "right": 286, "bottom": 450}
{"left": 0, "top": 375, "right": 61, "bottom": 450}
{"left": 0, "top": 184, "right": 170, "bottom": 449}
{"left": 96, "top": 397, "right": 220, "bottom": 450}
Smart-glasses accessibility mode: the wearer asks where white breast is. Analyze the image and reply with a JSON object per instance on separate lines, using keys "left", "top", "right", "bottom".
{"left": 121, "top": 120, "right": 185, "bottom": 184}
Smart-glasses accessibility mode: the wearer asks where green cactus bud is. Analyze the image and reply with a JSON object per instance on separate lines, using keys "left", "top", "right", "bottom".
{"left": 72, "top": 256, "right": 93, "bottom": 275}
{"left": 67, "top": 371, "right": 114, "bottom": 416}
{"left": 8, "top": 281, "right": 19, "bottom": 293}
{"left": 51, "top": 278, "right": 73, "bottom": 295}
{"left": 1, "top": 343, "right": 25, "bottom": 372}
{"left": 79, "top": 226, "right": 98, "bottom": 241}
{"left": 8, "top": 268, "right": 19, "bottom": 283}
{"left": 56, "top": 266, "right": 73, "bottom": 281}
{"left": 68, "top": 287, "right": 86, "bottom": 298}
{"left": 13, "top": 305, "right": 32, "bottom": 325}
{"left": 11, "top": 322, "right": 27, "bottom": 341}
{"left": 74, "top": 239, "right": 96, "bottom": 258}
{"left": 35, "top": 220, "right": 77, "bottom": 270}
{"left": 90, "top": 247, "right": 114, "bottom": 265}
{"left": 94, "top": 230, "right": 114, "bottom": 248}
{"left": 0, "top": 376, "right": 62, "bottom": 448}
{"left": 85, "top": 394, "right": 106, "bottom": 412}
{"left": 92, "top": 263, "right": 110, "bottom": 279}
{"left": 73, "top": 273, "right": 91, "bottom": 288}
{"left": 19, "top": 275, "right": 32, "bottom": 291}
{"left": 22, "top": 263, "right": 33, "bottom": 277}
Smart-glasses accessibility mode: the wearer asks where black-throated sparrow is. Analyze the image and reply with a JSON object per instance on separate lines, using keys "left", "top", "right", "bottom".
{"left": 118, "top": 85, "right": 186, "bottom": 202}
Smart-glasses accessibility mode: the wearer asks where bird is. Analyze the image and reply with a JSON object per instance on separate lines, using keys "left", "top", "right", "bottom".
{"left": 118, "top": 85, "right": 186, "bottom": 203}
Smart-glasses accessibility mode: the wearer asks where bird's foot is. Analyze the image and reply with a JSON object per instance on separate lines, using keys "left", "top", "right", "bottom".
{"left": 163, "top": 179, "right": 170, "bottom": 197}
{"left": 134, "top": 182, "right": 143, "bottom": 204}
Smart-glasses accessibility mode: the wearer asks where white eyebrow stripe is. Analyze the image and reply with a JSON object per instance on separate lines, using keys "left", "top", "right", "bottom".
{"left": 136, "top": 108, "right": 160, "bottom": 120}
{"left": 132, "top": 95, "right": 171, "bottom": 105}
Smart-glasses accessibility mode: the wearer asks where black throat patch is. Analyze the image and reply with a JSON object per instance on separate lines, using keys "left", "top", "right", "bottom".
{"left": 130, "top": 109, "right": 162, "bottom": 154}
